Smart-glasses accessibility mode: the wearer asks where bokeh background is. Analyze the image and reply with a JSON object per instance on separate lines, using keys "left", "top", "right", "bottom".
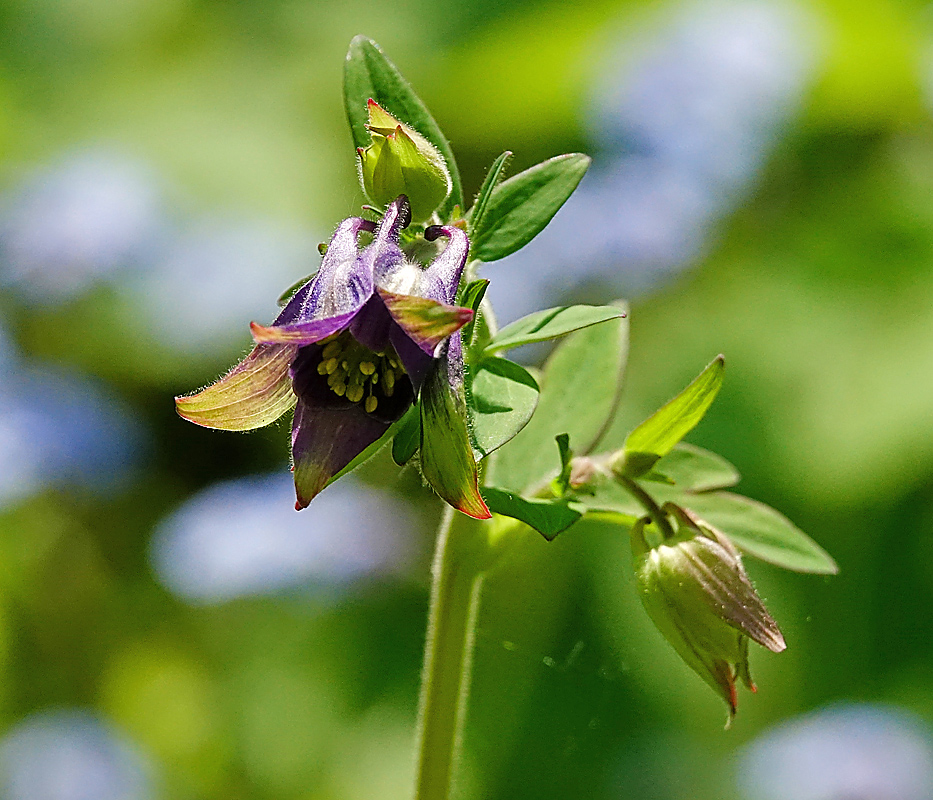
{"left": 0, "top": 0, "right": 932, "bottom": 798}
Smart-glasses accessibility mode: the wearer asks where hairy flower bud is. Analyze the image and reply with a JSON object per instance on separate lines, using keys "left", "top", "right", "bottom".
{"left": 357, "top": 100, "right": 452, "bottom": 223}
{"left": 630, "top": 505, "right": 786, "bottom": 723}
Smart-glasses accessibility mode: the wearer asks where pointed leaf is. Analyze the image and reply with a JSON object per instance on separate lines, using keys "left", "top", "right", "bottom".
{"left": 622, "top": 355, "right": 725, "bottom": 475}
{"left": 470, "top": 153, "right": 590, "bottom": 262}
{"left": 175, "top": 343, "right": 297, "bottom": 431}
{"left": 654, "top": 443, "right": 741, "bottom": 492}
{"left": 482, "top": 487, "right": 585, "bottom": 541}
{"left": 496, "top": 312, "right": 629, "bottom": 492}
{"left": 392, "top": 403, "right": 421, "bottom": 466}
{"left": 468, "top": 150, "right": 511, "bottom": 239}
{"left": 485, "top": 305, "right": 627, "bottom": 354}
{"left": 675, "top": 492, "right": 839, "bottom": 575}
{"left": 420, "top": 360, "right": 490, "bottom": 519}
{"left": 468, "top": 357, "right": 539, "bottom": 459}
{"left": 344, "top": 36, "right": 463, "bottom": 218}
{"left": 457, "top": 278, "right": 489, "bottom": 350}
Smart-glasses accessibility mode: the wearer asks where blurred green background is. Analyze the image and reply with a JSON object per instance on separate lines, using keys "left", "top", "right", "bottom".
{"left": 1, "top": 0, "right": 932, "bottom": 798}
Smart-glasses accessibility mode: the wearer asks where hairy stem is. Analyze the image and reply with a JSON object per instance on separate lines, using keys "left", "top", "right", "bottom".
{"left": 413, "top": 505, "right": 494, "bottom": 800}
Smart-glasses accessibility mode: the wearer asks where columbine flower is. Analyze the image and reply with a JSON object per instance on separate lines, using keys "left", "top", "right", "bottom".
{"left": 630, "top": 504, "right": 785, "bottom": 723}
{"left": 176, "top": 196, "right": 489, "bottom": 518}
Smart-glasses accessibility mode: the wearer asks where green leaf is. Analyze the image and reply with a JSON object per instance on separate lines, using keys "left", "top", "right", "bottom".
{"left": 482, "top": 487, "right": 585, "bottom": 541}
{"left": 420, "top": 361, "right": 489, "bottom": 519}
{"left": 468, "top": 357, "right": 539, "bottom": 459}
{"left": 676, "top": 492, "right": 839, "bottom": 575}
{"left": 468, "top": 150, "right": 511, "bottom": 241}
{"left": 391, "top": 404, "right": 420, "bottom": 466}
{"left": 553, "top": 433, "right": 573, "bottom": 495}
{"left": 470, "top": 153, "right": 591, "bottom": 262}
{"left": 495, "top": 311, "right": 629, "bottom": 492}
{"left": 458, "top": 278, "right": 489, "bottom": 351}
{"left": 277, "top": 272, "right": 316, "bottom": 307}
{"left": 653, "top": 443, "right": 741, "bottom": 492}
{"left": 622, "top": 355, "right": 725, "bottom": 476}
{"left": 343, "top": 36, "right": 463, "bottom": 218}
{"left": 484, "top": 305, "right": 627, "bottom": 354}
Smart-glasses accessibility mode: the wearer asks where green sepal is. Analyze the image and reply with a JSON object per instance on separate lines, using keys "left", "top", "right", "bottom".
{"left": 344, "top": 36, "right": 463, "bottom": 218}
{"left": 378, "top": 290, "right": 473, "bottom": 353}
{"left": 391, "top": 403, "right": 421, "bottom": 466}
{"left": 420, "top": 360, "right": 490, "bottom": 519}
{"left": 484, "top": 304, "right": 627, "bottom": 354}
{"left": 619, "top": 355, "right": 725, "bottom": 478}
{"left": 469, "top": 153, "right": 590, "bottom": 262}
{"left": 482, "top": 486, "right": 585, "bottom": 541}
{"left": 457, "top": 278, "right": 489, "bottom": 351}
{"left": 467, "top": 357, "right": 539, "bottom": 459}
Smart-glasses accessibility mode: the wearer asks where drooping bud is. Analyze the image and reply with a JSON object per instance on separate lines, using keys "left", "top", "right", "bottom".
{"left": 630, "top": 505, "right": 786, "bottom": 724}
{"left": 357, "top": 100, "right": 452, "bottom": 223}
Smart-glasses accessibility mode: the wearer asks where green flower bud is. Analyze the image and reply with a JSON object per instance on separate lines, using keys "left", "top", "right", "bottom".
{"left": 630, "top": 505, "right": 786, "bottom": 723}
{"left": 357, "top": 100, "right": 452, "bottom": 223}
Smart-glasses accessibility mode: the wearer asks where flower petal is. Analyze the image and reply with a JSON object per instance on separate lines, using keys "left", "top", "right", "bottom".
{"left": 422, "top": 225, "right": 470, "bottom": 305}
{"left": 378, "top": 289, "right": 473, "bottom": 355}
{"left": 302, "top": 216, "right": 375, "bottom": 318}
{"left": 175, "top": 343, "right": 297, "bottom": 431}
{"left": 249, "top": 309, "right": 359, "bottom": 346}
{"left": 419, "top": 356, "right": 490, "bottom": 519}
{"left": 290, "top": 399, "right": 391, "bottom": 509}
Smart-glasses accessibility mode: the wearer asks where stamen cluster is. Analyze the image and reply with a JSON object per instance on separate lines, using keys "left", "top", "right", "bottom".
{"left": 314, "top": 331, "right": 406, "bottom": 414}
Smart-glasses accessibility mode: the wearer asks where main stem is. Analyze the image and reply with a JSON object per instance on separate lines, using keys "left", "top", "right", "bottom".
{"left": 413, "top": 505, "right": 492, "bottom": 800}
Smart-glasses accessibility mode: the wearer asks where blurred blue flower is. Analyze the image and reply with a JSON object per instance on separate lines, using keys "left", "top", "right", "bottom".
{"left": 0, "top": 709, "right": 153, "bottom": 800}
{"left": 737, "top": 703, "right": 933, "bottom": 800}
{"left": 0, "top": 327, "right": 144, "bottom": 507}
{"left": 0, "top": 149, "right": 165, "bottom": 303}
{"left": 488, "top": 0, "right": 814, "bottom": 323}
{"left": 150, "top": 473, "right": 416, "bottom": 605}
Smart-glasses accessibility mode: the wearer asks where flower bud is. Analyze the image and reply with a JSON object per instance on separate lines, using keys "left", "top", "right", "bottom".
{"left": 357, "top": 100, "right": 452, "bottom": 223}
{"left": 630, "top": 506, "right": 786, "bottom": 723}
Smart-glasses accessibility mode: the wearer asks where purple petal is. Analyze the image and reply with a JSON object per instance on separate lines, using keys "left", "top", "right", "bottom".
{"left": 249, "top": 309, "right": 358, "bottom": 346}
{"left": 290, "top": 399, "right": 392, "bottom": 509}
{"left": 366, "top": 197, "right": 412, "bottom": 287}
{"left": 175, "top": 343, "right": 297, "bottom": 431}
{"left": 300, "top": 217, "right": 375, "bottom": 319}
{"left": 422, "top": 226, "right": 470, "bottom": 305}
{"left": 348, "top": 293, "right": 395, "bottom": 352}
{"left": 390, "top": 325, "right": 433, "bottom": 391}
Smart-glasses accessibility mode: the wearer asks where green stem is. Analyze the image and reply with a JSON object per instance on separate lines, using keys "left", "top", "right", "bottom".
{"left": 618, "top": 475, "right": 675, "bottom": 539}
{"left": 413, "top": 505, "right": 494, "bottom": 800}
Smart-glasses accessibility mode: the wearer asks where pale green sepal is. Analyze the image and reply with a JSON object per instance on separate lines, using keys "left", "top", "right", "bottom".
{"left": 620, "top": 355, "right": 725, "bottom": 477}
{"left": 378, "top": 289, "right": 473, "bottom": 353}
{"left": 420, "top": 361, "right": 491, "bottom": 519}
{"left": 175, "top": 344, "right": 297, "bottom": 431}
{"left": 392, "top": 404, "right": 421, "bottom": 466}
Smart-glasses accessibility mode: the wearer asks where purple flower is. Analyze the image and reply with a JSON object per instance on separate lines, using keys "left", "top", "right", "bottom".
{"left": 176, "top": 196, "right": 489, "bottom": 518}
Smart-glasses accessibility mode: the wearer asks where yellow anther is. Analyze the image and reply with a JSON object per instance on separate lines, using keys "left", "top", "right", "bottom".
{"left": 324, "top": 357, "right": 339, "bottom": 374}
{"left": 384, "top": 370, "right": 395, "bottom": 391}
{"left": 322, "top": 341, "right": 342, "bottom": 359}
{"left": 332, "top": 381, "right": 346, "bottom": 397}
{"left": 341, "top": 360, "right": 349, "bottom": 370}
{"left": 347, "top": 384, "right": 364, "bottom": 403}
{"left": 317, "top": 361, "right": 329, "bottom": 375}
{"left": 388, "top": 358, "right": 399, "bottom": 369}
{"left": 371, "top": 372, "right": 378, "bottom": 384}
{"left": 360, "top": 361, "right": 376, "bottom": 376}
{"left": 365, "top": 395, "right": 378, "bottom": 413}
{"left": 349, "top": 370, "right": 364, "bottom": 386}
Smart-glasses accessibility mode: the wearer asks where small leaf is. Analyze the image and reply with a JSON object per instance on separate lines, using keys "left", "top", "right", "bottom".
{"left": 277, "top": 272, "right": 316, "bottom": 307}
{"left": 654, "top": 443, "right": 740, "bottom": 492}
{"left": 622, "top": 355, "right": 725, "bottom": 476}
{"left": 344, "top": 36, "right": 463, "bottom": 218}
{"left": 470, "top": 153, "right": 590, "bottom": 262}
{"left": 482, "top": 486, "right": 585, "bottom": 541}
{"left": 484, "top": 305, "right": 627, "bottom": 354}
{"left": 468, "top": 150, "right": 511, "bottom": 240}
{"left": 496, "top": 312, "right": 629, "bottom": 492}
{"left": 675, "top": 492, "right": 839, "bottom": 575}
{"left": 553, "top": 433, "right": 573, "bottom": 495}
{"left": 420, "top": 360, "right": 490, "bottom": 519}
{"left": 468, "top": 357, "right": 539, "bottom": 459}
{"left": 391, "top": 404, "right": 421, "bottom": 465}
{"left": 458, "top": 278, "right": 489, "bottom": 350}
